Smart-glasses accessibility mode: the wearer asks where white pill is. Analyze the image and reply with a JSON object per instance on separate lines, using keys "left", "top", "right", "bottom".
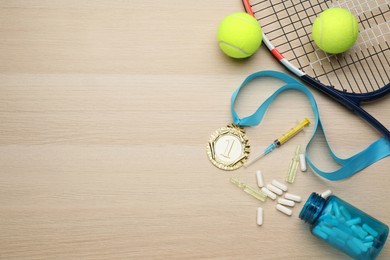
{"left": 285, "top": 193, "right": 302, "bottom": 202}
{"left": 266, "top": 184, "right": 283, "bottom": 195}
{"left": 261, "top": 187, "right": 277, "bottom": 200}
{"left": 256, "top": 170, "right": 264, "bottom": 188}
{"left": 278, "top": 198, "right": 295, "bottom": 207}
{"left": 299, "top": 154, "right": 307, "bottom": 172}
{"left": 321, "top": 189, "right": 333, "bottom": 199}
{"left": 257, "top": 207, "right": 263, "bottom": 226}
{"left": 276, "top": 204, "right": 292, "bottom": 216}
{"left": 271, "top": 179, "right": 288, "bottom": 192}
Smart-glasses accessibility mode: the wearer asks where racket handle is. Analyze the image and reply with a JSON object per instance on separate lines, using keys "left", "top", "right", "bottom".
{"left": 354, "top": 106, "right": 390, "bottom": 141}
{"left": 301, "top": 76, "right": 390, "bottom": 140}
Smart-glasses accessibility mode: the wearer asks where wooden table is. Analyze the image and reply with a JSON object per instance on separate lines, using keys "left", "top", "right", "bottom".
{"left": 1, "top": 1, "right": 389, "bottom": 259}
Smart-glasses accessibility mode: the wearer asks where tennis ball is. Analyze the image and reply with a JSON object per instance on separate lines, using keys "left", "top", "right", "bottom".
{"left": 312, "top": 8, "right": 359, "bottom": 54}
{"left": 217, "top": 12, "right": 262, "bottom": 58}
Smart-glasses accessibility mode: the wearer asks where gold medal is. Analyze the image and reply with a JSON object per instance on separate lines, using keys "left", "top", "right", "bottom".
{"left": 206, "top": 124, "right": 250, "bottom": 171}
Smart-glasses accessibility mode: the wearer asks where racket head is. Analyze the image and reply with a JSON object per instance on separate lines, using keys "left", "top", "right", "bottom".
{"left": 242, "top": 0, "right": 390, "bottom": 99}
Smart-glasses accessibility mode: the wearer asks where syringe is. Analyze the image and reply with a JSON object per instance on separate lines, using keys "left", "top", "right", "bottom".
{"left": 245, "top": 118, "right": 310, "bottom": 167}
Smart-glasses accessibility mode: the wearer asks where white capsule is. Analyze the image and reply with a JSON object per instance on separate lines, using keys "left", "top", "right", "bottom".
{"left": 299, "top": 154, "right": 307, "bottom": 172}
{"left": 285, "top": 193, "right": 302, "bottom": 202}
{"left": 261, "top": 187, "right": 277, "bottom": 200}
{"left": 271, "top": 179, "right": 288, "bottom": 192}
{"left": 278, "top": 198, "right": 295, "bottom": 207}
{"left": 266, "top": 183, "right": 283, "bottom": 195}
{"left": 257, "top": 207, "right": 263, "bottom": 226}
{"left": 256, "top": 170, "right": 264, "bottom": 188}
{"left": 321, "top": 189, "right": 333, "bottom": 199}
{"left": 276, "top": 204, "right": 292, "bottom": 216}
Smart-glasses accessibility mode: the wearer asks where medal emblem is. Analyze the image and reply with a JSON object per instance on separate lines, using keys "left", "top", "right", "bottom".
{"left": 206, "top": 124, "right": 250, "bottom": 171}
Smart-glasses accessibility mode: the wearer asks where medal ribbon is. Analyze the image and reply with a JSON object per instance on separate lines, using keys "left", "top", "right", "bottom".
{"left": 231, "top": 70, "right": 390, "bottom": 180}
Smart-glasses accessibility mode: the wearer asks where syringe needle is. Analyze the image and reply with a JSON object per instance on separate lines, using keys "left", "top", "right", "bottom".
{"left": 244, "top": 143, "right": 275, "bottom": 168}
{"left": 244, "top": 152, "right": 266, "bottom": 168}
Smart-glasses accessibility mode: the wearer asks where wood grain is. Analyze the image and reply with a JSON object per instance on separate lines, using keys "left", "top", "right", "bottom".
{"left": 0, "top": 1, "right": 389, "bottom": 259}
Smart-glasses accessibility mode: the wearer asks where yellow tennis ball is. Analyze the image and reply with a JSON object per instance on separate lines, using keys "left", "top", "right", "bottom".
{"left": 217, "top": 12, "right": 262, "bottom": 59}
{"left": 312, "top": 8, "right": 359, "bottom": 54}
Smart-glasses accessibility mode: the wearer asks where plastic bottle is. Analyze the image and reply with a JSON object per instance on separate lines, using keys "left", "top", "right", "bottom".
{"left": 299, "top": 192, "right": 388, "bottom": 260}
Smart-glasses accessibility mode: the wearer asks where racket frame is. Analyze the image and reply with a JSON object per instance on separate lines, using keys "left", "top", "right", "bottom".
{"left": 242, "top": 0, "right": 390, "bottom": 140}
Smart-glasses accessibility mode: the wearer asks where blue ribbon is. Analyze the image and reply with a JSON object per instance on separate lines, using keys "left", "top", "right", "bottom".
{"left": 231, "top": 70, "right": 390, "bottom": 180}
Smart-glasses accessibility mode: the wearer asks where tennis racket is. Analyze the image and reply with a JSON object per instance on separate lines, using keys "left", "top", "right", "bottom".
{"left": 242, "top": 0, "right": 390, "bottom": 140}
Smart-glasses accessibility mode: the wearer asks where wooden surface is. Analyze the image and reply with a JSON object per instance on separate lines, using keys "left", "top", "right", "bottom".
{"left": 0, "top": 1, "right": 389, "bottom": 259}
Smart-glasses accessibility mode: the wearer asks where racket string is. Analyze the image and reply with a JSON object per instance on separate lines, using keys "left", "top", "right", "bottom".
{"left": 247, "top": 0, "right": 390, "bottom": 94}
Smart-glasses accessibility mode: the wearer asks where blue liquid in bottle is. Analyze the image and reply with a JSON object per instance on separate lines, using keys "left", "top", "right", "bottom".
{"left": 300, "top": 193, "right": 388, "bottom": 260}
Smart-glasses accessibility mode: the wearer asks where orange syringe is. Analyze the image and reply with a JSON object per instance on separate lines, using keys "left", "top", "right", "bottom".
{"left": 245, "top": 118, "right": 310, "bottom": 167}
